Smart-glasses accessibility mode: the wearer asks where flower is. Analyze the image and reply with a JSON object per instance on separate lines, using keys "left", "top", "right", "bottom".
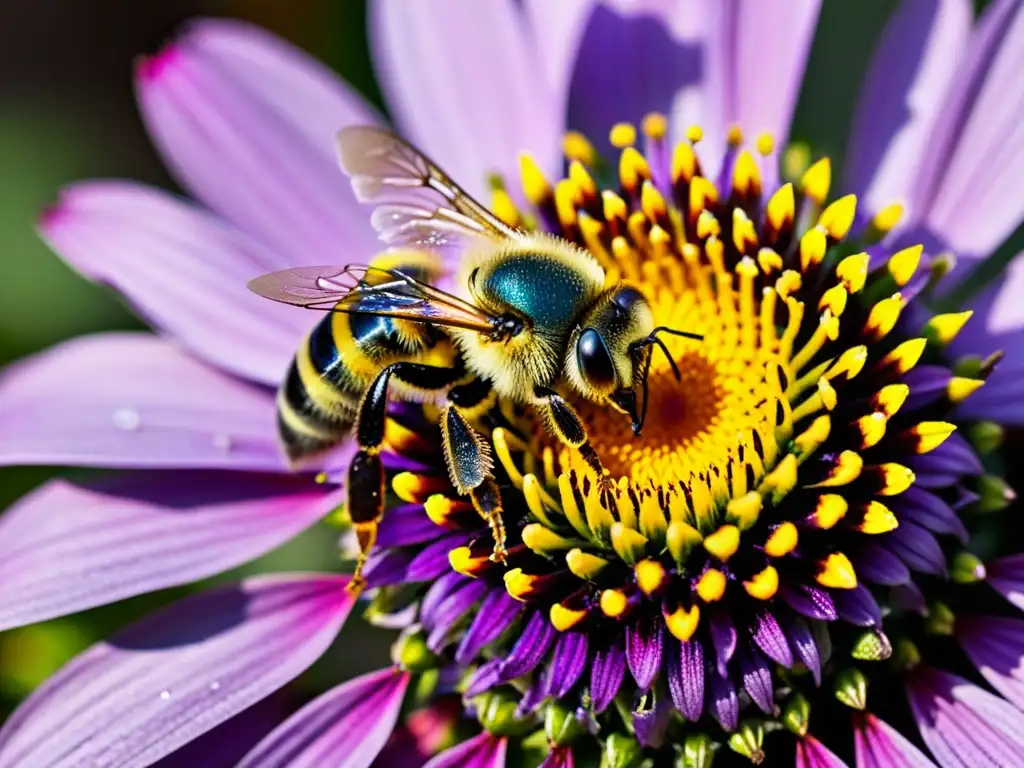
{"left": 0, "top": 2, "right": 1023, "bottom": 767}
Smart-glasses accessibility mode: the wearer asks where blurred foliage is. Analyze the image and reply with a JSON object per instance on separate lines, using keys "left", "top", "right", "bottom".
{"left": 0, "top": 0, "right": 1013, "bottom": 730}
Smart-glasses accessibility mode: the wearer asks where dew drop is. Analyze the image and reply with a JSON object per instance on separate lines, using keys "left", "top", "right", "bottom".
{"left": 113, "top": 408, "right": 141, "bottom": 431}
{"left": 209, "top": 681, "right": 221, "bottom": 691}
{"left": 159, "top": 689, "right": 171, "bottom": 701}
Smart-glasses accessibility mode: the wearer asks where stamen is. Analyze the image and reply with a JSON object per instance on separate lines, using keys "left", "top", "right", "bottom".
{"left": 610, "top": 122, "right": 637, "bottom": 149}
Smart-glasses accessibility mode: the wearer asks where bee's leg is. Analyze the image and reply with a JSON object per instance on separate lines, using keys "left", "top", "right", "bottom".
{"left": 533, "top": 386, "right": 613, "bottom": 497}
{"left": 348, "top": 361, "right": 463, "bottom": 592}
{"left": 441, "top": 378, "right": 507, "bottom": 562}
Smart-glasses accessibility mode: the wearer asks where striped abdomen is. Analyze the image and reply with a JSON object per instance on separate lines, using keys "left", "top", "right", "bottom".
{"left": 276, "top": 308, "right": 427, "bottom": 463}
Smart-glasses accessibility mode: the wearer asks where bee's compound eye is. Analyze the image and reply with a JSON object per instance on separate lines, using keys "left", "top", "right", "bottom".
{"left": 577, "top": 328, "right": 617, "bottom": 391}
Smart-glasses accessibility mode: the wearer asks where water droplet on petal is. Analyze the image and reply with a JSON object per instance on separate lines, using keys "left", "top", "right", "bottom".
{"left": 159, "top": 689, "right": 171, "bottom": 700}
{"left": 209, "top": 681, "right": 221, "bottom": 691}
{"left": 113, "top": 408, "right": 141, "bottom": 431}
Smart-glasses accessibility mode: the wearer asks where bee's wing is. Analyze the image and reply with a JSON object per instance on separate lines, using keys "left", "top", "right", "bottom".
{"left": 248, "top": 265, "right": 499, "bottom": 334}
{"left": 338, "top": 126, "right": 520, "bottom": 251}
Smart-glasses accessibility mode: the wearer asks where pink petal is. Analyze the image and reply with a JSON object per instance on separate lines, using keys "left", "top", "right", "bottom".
{"left": 957, "top": 614, "right": 1024, "bottom": 711}
{"left": 238, "top": 668, "right": 409, "bottom": 768}
{"left": 371, "top": 0, "right": 561, "bottom": 198}
{"left": 0, "top": 333, "right": 286, "bottom": 471}
{"left": 0, "top": 574, "right": 354, "bottom": 768}
{"left": 853, "top": 712, "right": 936, "bottom": 768}
{"left": 41, "top": 182, "right": 309, "bottom": 386}
{"left": 907, "top": 666, "right": 1024, "bottom": 765}
{"left": 424, "top": 732, "right": 507, "bottom": 768}
{"left": 913, "top": 0, "right": 1024, "bottom": 259}
{"left": 796, "top": 734, "right": 849, "bottom": 768}
{"left": 137, "top": 19, "right": 380, "bottom": 268}
{"left": 845, "top": 0, "right": 972, "bottom": 216}
{"left": 0, "top": 472, "right": 331, "bottom": 631}
{"left": 987, "top": 554, "right": 1024, "bottom": 612}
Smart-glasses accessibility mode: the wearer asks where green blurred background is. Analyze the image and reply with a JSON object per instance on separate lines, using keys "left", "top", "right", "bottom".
{"left": 0, "top": 0, "right": 993, "bottom": 724}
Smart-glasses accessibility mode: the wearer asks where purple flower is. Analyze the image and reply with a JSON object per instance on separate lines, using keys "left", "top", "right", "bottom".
{"left": 1, "top": 1, "right": 1024, "bottom": 766}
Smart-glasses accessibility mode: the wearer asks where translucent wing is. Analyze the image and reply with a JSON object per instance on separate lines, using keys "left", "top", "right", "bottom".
{"left": 337, "top": 126, "right": 520, "bottom": 250}
{"left": 248, "top": 265, "right": 498, "bottom": 334}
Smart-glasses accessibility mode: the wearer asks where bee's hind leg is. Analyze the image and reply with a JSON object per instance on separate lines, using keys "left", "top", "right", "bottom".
{"left": 441, "top": 379, "right": 507, "bottom": 563}
{"left": 347, "top": 361, "right": 464, "bottom": 593}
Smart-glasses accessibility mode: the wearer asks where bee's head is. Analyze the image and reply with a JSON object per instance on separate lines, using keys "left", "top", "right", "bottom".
{"left": 567, "top": 285, "right": 702, "bottom": 436}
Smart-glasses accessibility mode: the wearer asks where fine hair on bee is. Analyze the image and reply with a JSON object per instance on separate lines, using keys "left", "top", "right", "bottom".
{"left": 247, "top": 126, "right": 703, "bottom": 592}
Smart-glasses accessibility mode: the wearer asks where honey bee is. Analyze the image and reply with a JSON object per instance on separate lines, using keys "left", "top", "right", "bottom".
{"left": 248, "top": 127, "right": 700, "bottom": 589}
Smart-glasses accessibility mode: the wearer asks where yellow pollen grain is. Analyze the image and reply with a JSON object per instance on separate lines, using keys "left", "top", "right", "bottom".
{"left": 872, "top": 201, "right": 904, "bottom": 233}
{"left": 686, "top": 124, "right": 704, "bottom": 143}
{"left": 859, "top": 501, "right": 899, "bottom": 534}
{"left": 550, "top": 603, "right": 588, "bottom": 631}
{"left": 948, "top": 376, "right": 984, "bottom": 403}
{"left": 926, "top": 311, "right": 973, "bottom": 345}
{"left": 664, "top": 604, "right": 701, "bottom": 642}
{"left": 610, "top": 122, "right": 637, "bottom": 148}
{"left": 813, "top": 495, "right": 848, "bottom": 529}
{"left": 888, "top": 244, "right": 922, "bottom": 286}
{"left": 756, "top": 132, "right": 775, "bottom": 156}
{"left": 816, "top": 553, "right": 857, "bottom": 589}
{"left": 519, "top": 152, "right": 551, "bottom": 205}
{"left": 704, "top": 524, "right": 740, "bottom": 561}
{"left": 600, "top": 588, "right": 630, "bottom": 618}
{"left": 744, "top": 565, "right": 779, "bottom": 600}
{"left": 726, "top": 124, "right": 743, "bottom": 147}
{"left": 696, "top": 569, "right": 727, "bottom": 602}
{"left": 764, "top": 522, "right": 799, "bottom": 557}
{"left": 642, "top": 112, "right": 668, "bottom": 140}
{"left": 912, "top": 421, "right": 956, "bottom": 453}
{"left": 836, "top": 252, "right": 870, "bottom": 293}
{"left": 635, "top": 559, "right": 667, "bottom": 596}
{"left": 801, "top": 157, "right": 832, "bottom": 204}
{"left": 562, "top": 131, "right": 596, "bottom": 165}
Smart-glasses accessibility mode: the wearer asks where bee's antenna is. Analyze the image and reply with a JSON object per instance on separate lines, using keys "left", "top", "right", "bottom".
{"left": 650, "top": 326, "right": 704, "bottom": 341}
{"left": 637, "top": 342, "right": 655, "bottom": 435}
{"left": 630, "top": 326, "right": 701, "bottom": 434}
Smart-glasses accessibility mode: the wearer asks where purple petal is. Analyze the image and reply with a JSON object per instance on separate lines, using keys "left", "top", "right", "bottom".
{"left": 902, "top": 366, "right": 954, "bottom": 412}
{"left": 667, "top": 638, "right": 705, "bottom": 721}
{"left": 750, "top": 610, "right": 794, "bottom": 666}
{"left": 853, "top": 712, "right": 936, "bottom": 768}
{"left": 0, "top": 333, "right": 288, "bottom": 471}
{"left": 0, "top": 574, "right": 353, "bottom": 767}
{"left": 522, "top": 0, "right": 595, "bottom": 110}
{"left": 988, "top": 554, "right": 1024, "bottom": 611}
{"left": 420, "top": 572, "right": 473, "bottom": 628}
{"left": 834, "top": 585, "right": 883, "bottom": 627}
{"left": 883, "top": 521, "right": 948, "bottom": 577}
{"left": 892, "top": 581, "right": 928, "bottom": 616}
{"left": 709, "top": 609, "right": 738, "bottom": 676}
{"left": 542, "top": 631, "right": 589, "bottom": 700}
{"left": 405, "top": 533, "right": 472, "bottom": 582}
{"left": 425, "top": 580, "right": 490, "bottom": 653}
{"left": 238, "top": 668, "right": 409, "bottom": 768}
{"left": 890, "top": 486, "right": 968, "bottom": 543}
{"left": 957, "top": 614, "right": 1024, "bottom": 711}
{"left": 707, "top": 668, "right": 739, "bottom": 731}
{"left": 626, "top": 614, "right": 664, "bottom": 691}
{"left": 424, "top": 732, "right": 507, "bottom": 768}
{"left": 376, "top": 503, "right": 442, "bottom": 548}
{"left": 783, "top": 616, "right": 821, "bottom": 686}
{"left": 782, "top": 583, "right": 838, "bottom": 620}
{"left": 455, "top": 590, "right": 525, "bottom": 665}
{"left": 913, "top": 0, "right": 1024, "bottom": 260}
{"left": 566, "top": 2, "right": 704, "bottom": 158}
{"left": 498, "top": 610, "right": 557, "bottom": 681}
{"left": 0, "top": 472, "right": 328, "bottom": 632}
{"left": 40, "top": 183, "right": 308, "bottom": 387}
{"left": 907, "top": 431, "right": 983, "bottom": 486}
{"left": 464, "top": 659, "right": 505, "bottom": 699}
{"left": 539, "top": 746, "right": 575, "bottom": 768}
{"left": 590, "top": 639, "right": 627, "bottom": 714}
{"left": 363, "top": 548, "right": 414, "bottom": 589}
{"left": 907, "top": 666, "right": 1024, "bottom": 766}
{"left": 633, "top": 692, "right": 670, "bottom": 749}
{"left": 137, "top": 19, "right": 379, "bottom": 267}
{"left": 796, "top": 734, "right": 848, "bottom": 768}
{"left": 372, "top": 0, "right": 560, "bottom": 199}
{"left": 740, "top": 645, "right": 775, "bottom": 715}
{"left": 852, "top": 542, "right": 912, "bottom": 587}
{"left": 844, "top": 0, "right": 971, "bottom": 214}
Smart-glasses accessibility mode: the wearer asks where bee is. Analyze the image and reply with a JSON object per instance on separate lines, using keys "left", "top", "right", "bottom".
{"left": 248, "top": 126, "right": 700, "bottom": 589}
